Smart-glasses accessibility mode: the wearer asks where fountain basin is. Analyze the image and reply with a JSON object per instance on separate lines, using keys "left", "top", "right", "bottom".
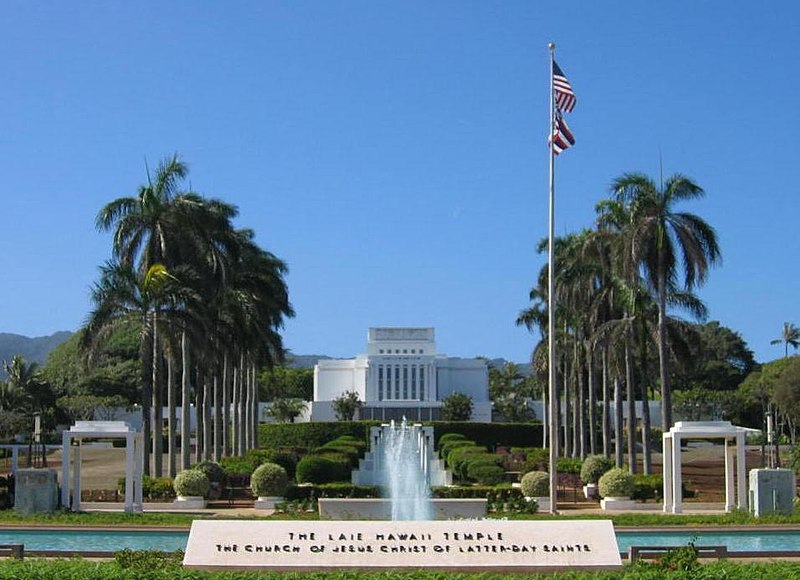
{"left": 318, "top": 498, "right": 487, "bottom": 520}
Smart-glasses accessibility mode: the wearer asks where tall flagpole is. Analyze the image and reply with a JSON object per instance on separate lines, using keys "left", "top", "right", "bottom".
{"left": 547, "top": 42, "right": 558, "bottom": 514}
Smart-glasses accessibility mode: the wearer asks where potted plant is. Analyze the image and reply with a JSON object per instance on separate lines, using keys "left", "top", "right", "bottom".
{"left": 173, "top": 469, "right": 210, "bottom": 509}
{"left": 580, "top": 455, "right": 613, "bottom": 499}
{"left": 520, "top": 470, "right": 550, "bottom": 511}
{"left": 598, "top": 467, "right": 636, "bottom": 510}
{"left": 251, "top": 462, "right": 289, "bottom": 510}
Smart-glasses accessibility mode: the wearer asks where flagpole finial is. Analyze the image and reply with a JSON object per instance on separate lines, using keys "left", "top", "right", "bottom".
{"left": 548, "top": 42, "right": 555, "bottom": 51}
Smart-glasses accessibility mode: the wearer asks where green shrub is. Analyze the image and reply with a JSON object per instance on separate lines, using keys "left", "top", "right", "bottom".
{"left": 259, "top": 421, "right": 543, "bottom": 452}
{"left": 440, "top": 439, "right": 478, "bottom": 459}
{"left": 598, "top": 467, "right": 635, "bottom": 498}
{"left": 438, "top": 433, "right": 468, "bottom": 445}
{"left": 467, "top": 463, "right": 505, "bottom": 485}
{"left": 251, "top": 462, "right": 289, "bottom": 497}
{"left": 115, "top": 549, "right": 183, "bottom": 571}
{"left": 260, "top": 422, "right": 378, "bottom": 449}
{"left": 173, "top": 469, "right": 210, "bottom": 498}
{"left": 556, "top": 456, "right": 582, "bottom": 474}
{"left": 580, "top": 455, "right": 614, "bottom": 485}
{"left": 285, "top": 483, "right": 380, "bottom": 501}
{"left": 446, "top": 447, "right": 489, "bottom": 479}
{"left": 632, "top": 474, "right": 663, "bottom": 500}
{"left": 433, "top": 422, "right": 543, "bottom": 449}
{"left": 219, "top": 455, "right": 255, "bottom": 475}
{"left": 518, "top": 447, "right": 548, "bottom": 470}
{"left": 315, "top": 444, "right": 360, "bottom": 467}
{"left": 193, "top": 461, "right": 226, "bottom": 485}
{"left": 296, "top": 456, "right": 349, "bottom": 484}
{"left": 520, "top": 470, "right": 549, "bottom": 497}
{"left": 118, "top": 476, "right": 176, "bottom": 501}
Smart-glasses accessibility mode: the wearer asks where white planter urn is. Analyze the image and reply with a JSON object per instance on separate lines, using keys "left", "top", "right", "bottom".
{"left": 254, "top": 496, "right": 282, "bottom": 510}
{"left": 600, "top": 496, "right": 636, "bottom": 510}
{"left": 174, "top": 496, "right": 207, "bottom": 509}
{"left": 583, "top": 483, "right": 598, "bottom": 499}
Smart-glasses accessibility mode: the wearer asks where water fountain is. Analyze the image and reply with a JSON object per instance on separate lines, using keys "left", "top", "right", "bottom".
{"left": 319, "top": 420, "right": 490, "bottom": 520}
{"left": 382, "top": 419, "right": 432, "bottom": 521}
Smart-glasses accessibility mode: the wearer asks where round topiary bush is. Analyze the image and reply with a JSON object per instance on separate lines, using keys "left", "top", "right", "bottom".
{"left": 251, "top": 462, "right": 289, "bottom": 497}
{"left": 174, "top": 469, "right": 210, "bottom": 498}
{"left": 194, "top": 461, "right": 227, "bottom": 485}
{"left": 598, "top": 467, "right": 635, "bottom": 498}
{"left": 580, "top": 455, "right": 614, "bottom": 485}
{"left": 520, "top": 470, "right": 549, "bottom": 497}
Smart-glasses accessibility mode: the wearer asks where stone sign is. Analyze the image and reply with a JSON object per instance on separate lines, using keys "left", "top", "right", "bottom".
{"left": 184, "top": 520, "right": 621, "bottom": 571}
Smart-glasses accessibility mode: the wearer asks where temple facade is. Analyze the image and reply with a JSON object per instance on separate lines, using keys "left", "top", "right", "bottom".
{"left": 312, "top": 327, "right": 491, "bottom": 422}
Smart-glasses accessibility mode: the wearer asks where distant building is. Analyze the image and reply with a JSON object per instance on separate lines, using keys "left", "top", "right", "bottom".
{"left": 312, "top": 327, "right": 491, "bottom": 422}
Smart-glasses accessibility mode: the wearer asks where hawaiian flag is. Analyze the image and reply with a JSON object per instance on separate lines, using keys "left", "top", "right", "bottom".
{"left": 549, "top": 109, "right": 575, "bottom": 155}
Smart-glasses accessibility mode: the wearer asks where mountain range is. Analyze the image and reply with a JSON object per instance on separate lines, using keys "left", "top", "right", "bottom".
{"left": 0, "top": 333, "right": 532, "bottom": 377}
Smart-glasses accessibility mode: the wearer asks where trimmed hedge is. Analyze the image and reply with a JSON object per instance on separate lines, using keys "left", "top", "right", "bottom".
{"left": 285, "top": 483, "right": 380, "bottom": 500}
{"left": 433, "top": 422, "right": 543, "bottom": 449}
{"left": 295, "top": 455, "right": 350, "bottom": 484}
{"left": 260, "top": 422, "right": 380, "bottom": 449}
{"left": 467, "top": 463, "right": 505, "bottom": 485}
{"left": 259, "top": 421, "right": 543, "bottom": 451}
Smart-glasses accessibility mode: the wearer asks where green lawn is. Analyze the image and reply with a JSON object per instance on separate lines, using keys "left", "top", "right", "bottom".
{"left": 0, "top": 558, "right": 799, "bottom": 580}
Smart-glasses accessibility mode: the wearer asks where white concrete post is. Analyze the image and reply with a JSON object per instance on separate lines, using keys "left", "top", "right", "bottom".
{"left": 61, "top": 432, "right": 71, "bottom": 509}
{"left": 124, "top": 432, "right": 134, "bottom": 512}
{"left": 71, "top": 442, "right": 81, "bottom": 512}
{"left": 724, "top": 437, "right": 735, "bottom": 512}
{"left": 662, "top": 433, "right": 673, "bottom": 513}
{"left": 736, "top": 431, "right": 746, "bottom": 509}
{"left": 671, "top": 433, "right": 682, "bottom": 514}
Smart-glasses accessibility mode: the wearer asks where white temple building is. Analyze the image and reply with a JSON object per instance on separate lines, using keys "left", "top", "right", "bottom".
{"left": 312, "top": 327, "right": 491, "bottom": 422}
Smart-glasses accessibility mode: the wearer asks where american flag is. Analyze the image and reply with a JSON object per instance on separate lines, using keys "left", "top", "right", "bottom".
{"left": 549, "top": 110, "right": 575, "bottom": 155}
{"left": 553, "top": 61, "right": 576, "bottom": 113}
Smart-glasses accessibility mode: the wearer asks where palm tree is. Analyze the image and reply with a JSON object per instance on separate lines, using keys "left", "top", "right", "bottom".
{"left": 83, "top": 261, "right": 193, "bottom": 475}
{"left": 771, "top": 322, "right": 800, "bottom": 358}
{"left": 610, "top": 172, "right": 720, "bottom": 432}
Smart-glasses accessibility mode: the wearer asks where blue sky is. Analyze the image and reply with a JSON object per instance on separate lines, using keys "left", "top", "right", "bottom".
{"left": 1, "top": 2, "right": 797, "bottom": 364}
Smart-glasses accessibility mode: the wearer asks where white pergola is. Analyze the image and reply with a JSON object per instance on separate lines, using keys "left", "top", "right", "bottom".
{"left": 662, "top": 421, "right": 748, "bottom": 514}
{"left": 61, "top": 421, "right": 143, "bottom": 513}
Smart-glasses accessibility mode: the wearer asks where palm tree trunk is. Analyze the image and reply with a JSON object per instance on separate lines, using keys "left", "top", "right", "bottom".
{"left": 601, "top": 347, "right": 610, "bottom": 458}
{"left": 587, "top": 343, "right": 597, "bottom": 456}
{"left": 141, "top": 325, "right": 153, "bottom": 477}
{"left": 232, "top": 359, "right": 240, "bottom": 456}
{"left": 167, "top": 353, "right": 177, "bottom": 478}
{"left": 213, "top": 371, "right": 222, "bottom": 462}
{"left": 203, "top": 373, "right": 212, "bottom": 461}
{"left": 250, "top": 363, "right": 259, "bottom": 450}
{"left": 222, "top": 352, "right": 230, "bottom": 457}
{"left": 152, "top": 312, "right": 163, "bottom": 477}
{"left": 562, "top": 353, "right": 571, "bottom": 458}
{"left": 244, "top": 359, "right": 252, "bottom": 451}
{"left": 657, "top": 262, "right": 672, "bottom": 431}
{"left": 238, "top": 353, "right": 246, "bottom": 454}
{"left": 195, "top": 367, "right": 204, "bottom": 465}
{"left": 638, "top": 321, "right": 652, "bottom": 475}
{"left": 180, "top": 331, "right": 191, "bottom": 470}
{"left": 614, "top": 375, "right": 624, "bottom": 468}
{"left": 625, "top": 341, "right": 637, "bottom": 474}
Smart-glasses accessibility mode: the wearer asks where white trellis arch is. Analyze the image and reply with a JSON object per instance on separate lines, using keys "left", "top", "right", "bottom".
{"left": 61, "top": 421, "right": 143, "bottom": 513}
{"left": 662, "top": 421, "right": 749, "bottom": 514}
